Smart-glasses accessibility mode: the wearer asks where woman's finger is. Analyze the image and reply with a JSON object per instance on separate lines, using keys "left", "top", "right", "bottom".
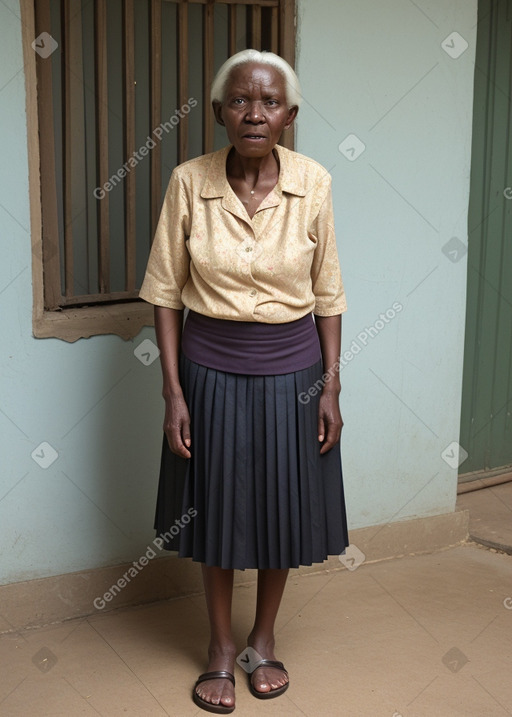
{"left": 318, "top": 405, "right": 343, "bottom": 454}
{"left": 167, "top": 432, "right": 191, "bottom": 459}
{"left": 317, "top": 411, "right": 326, "bottom": 443}
{"left": 320, "top": 419, "right": 340, "bottom": 454}
{"left": 181, "top": 416, "right": 192, "bottom": 452}
{"left": 165, "top": 418, "right": 191, "bottom": 459}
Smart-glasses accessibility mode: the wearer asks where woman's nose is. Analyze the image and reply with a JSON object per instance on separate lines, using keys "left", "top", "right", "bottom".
{"left": 245, "top": 101, "right": 264, "bottom": 122}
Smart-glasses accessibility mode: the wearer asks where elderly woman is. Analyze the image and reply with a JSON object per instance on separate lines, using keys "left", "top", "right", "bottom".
{"left": 139, "top": 49, "right": 349, "bottom": 714}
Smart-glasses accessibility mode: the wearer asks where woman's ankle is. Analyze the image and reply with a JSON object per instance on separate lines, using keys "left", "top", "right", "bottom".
{"left": 208, "top": 641, "right": 237, "bottom": 660}
{"left": 247, "top": 631, "right": 275, "bottom": 653}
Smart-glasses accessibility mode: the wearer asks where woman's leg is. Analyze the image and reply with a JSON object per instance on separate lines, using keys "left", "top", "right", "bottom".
{"left": 247, "top": 568, "right": 290, "bottom": 693}
{"left": 194, "top": 564, "right": 237, "bottom": 708}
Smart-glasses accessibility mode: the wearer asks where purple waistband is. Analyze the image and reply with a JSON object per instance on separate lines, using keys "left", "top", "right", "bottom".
{"left": 181, "top": 310, "right": 322, "bottom": 375}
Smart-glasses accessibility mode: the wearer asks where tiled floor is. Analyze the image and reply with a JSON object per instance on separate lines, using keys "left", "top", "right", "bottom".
{"left": 1, "top": 544, "right": 511, "bottom": 716}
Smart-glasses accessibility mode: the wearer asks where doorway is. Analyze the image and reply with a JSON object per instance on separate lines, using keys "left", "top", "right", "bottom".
{"left": 460, "top": 0, "right": 512, "bottom": 484}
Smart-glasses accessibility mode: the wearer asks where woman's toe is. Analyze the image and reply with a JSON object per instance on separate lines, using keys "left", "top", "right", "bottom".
{"left": 197, "top": 678, "right": 235, "bottom": 706}
{"left": 253, "top": 666, "right": 288, "bottom": 693}
{"left": 252, "top": 669, "right": 270, "bottom": 692}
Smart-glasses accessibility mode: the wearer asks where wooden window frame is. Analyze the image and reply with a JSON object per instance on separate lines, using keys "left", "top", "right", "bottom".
{"left": 22, "top": 0, "right": 296, "bottom": 342}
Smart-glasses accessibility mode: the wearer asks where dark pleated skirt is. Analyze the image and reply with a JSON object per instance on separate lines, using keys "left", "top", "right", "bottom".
{"left": 154, "top": 353, "right": 349, "bottom": 570}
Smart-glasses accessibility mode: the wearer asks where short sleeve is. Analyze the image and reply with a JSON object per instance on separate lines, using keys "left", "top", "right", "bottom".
{"left": 309, "top": 176, "right": 347, "bottom": 316}
{"left": 138, "top": 169, "right": 190, "bottom": 309}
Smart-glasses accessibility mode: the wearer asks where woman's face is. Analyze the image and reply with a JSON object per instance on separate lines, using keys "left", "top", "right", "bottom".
{"left": 213, "top": 62, "right": 298, "bottom": 158}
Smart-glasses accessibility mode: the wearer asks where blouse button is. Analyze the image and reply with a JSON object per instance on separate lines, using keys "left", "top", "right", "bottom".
{"left": 249, "top": 289, "right": 257, "bottom": 297}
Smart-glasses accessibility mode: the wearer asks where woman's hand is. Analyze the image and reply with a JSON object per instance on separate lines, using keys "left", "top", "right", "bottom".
{"left": 163, "top": 390, "right": 192, "bottom": 459}
{"left": 154, "top": 306, "right": 191, "bottom": 458}
{"left": 314, "top": 314, "right": 343, "bottom": 454}
{"left": 317, "top": 388, "right": 343, "bottom": 454}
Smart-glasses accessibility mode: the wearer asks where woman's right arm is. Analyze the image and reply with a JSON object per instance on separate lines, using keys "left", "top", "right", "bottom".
{"left": 154, "top": 305, "right": 191, "bottom": 459}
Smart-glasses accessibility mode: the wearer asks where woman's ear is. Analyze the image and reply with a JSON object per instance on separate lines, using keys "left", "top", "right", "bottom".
{"left": 284, "top": 105, "right": 298, "bottom": 130}
{"left": 212, "top": 101, "right": 225, "bottom": 126}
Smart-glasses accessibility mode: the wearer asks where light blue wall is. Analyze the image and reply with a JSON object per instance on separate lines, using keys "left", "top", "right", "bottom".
{"left": 296, "top": 0, "right": 477, "bottom": 528}
{"left": 0, "top": 0, "right": 476, "bottom": 586}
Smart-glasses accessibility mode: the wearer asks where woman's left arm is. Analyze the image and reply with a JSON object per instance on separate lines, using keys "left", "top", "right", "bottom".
{"left": 314, "top": 314, "right": 343, "bottom": 454}
{"left": 309, "top": 172, "right": 347, "bottom": 454}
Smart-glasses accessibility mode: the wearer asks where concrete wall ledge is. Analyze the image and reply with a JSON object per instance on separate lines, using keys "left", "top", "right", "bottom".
{"left": 0, "top": 509, "right": 468, "bottom": 634}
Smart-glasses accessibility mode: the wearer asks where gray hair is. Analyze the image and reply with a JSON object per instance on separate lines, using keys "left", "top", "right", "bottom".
{"left": 210, "top": 49, "right": 302, "bottom": 109}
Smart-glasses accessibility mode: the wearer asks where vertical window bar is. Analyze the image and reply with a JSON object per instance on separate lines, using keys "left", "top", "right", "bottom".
{"left": 177, "top": 0, "right": 189, "bottom": 164}
{"left": 228, "top": 4, "right": 237, "bottom": 57}
{"left": 249, "top": 4, "right": 261, "bottom": 49}
{"left": 203, "top": 0, "right": 215, "bottom": 154}
{"left": 123, "top": 0, "right": 136, "bottom": 291}
{"left": 279, "top": 0, "right": 295, "bottom": 69}
{"left": 62, "top": 0, "right": 74, "bottom": 297}
{"left": 150, "top": 0, "right": 162, "bottom": 237}
{"left": 94, "top": 0, "right": 110, "bottom": 293}
{"left": 279, "top": 0, "right": 295, "bottom": 149}
{"left": 270, "top": 6, "right": 278, "bottom": 53}
{"left": 35, "top": 0, "right": 62, "bottom": 310}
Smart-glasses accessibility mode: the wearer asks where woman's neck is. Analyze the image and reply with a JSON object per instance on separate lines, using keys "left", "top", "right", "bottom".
{"left": 227, "top": 147, "right": 279, "bottom": 185}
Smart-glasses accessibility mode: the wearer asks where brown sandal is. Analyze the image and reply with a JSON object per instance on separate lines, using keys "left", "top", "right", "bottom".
{"left": 193, "top": 670, "right": 236, "bottom": 714}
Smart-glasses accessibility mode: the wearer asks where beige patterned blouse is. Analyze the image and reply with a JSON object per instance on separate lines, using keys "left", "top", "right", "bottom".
{"left": 139, "top": 143, "right": 347, "bottom": 323}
